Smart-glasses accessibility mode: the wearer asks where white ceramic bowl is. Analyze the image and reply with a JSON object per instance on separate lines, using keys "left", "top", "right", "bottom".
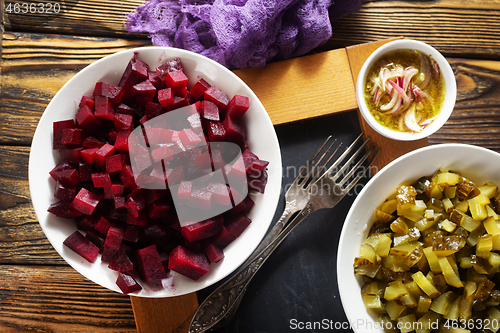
{"left": 337, "top": 143, "right": 500, "bottom": 331}
{"left": 28, "top": 46, "right": 282, "bottom": 297}
{"left": 356, "top": 39, "right": 457, "bottom": 141}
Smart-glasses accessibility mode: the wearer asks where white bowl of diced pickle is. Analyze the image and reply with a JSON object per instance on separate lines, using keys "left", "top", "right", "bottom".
{"left": 338, "top": 143, "right": 500, "bottom": 333}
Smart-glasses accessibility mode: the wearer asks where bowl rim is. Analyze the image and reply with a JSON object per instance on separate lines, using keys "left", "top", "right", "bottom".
{"left": 356, "top": 39, "right": 457, "bottom": 141}
{"left": 28, "top": 46, "right": 283, "bottom": 297}
{"left": 336, "top": 143, "right": 500, "bottom": 331}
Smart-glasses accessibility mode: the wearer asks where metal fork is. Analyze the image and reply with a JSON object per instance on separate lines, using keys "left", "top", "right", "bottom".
{"left": 189, "top": 135, "right": 379, "bottom": 333}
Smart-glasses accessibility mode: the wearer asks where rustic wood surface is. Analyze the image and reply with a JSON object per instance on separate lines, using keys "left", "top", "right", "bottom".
{"left": 2, "top": 0, "right": 500, "bottom": 331}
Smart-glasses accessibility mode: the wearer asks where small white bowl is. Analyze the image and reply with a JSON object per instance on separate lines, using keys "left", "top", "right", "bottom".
{"left": 337, "top": 143, "right": 500, "bottom": 332}
{"left": 28, "top": 47, "right": 282, "bottom": 297}
{"left": 356, "top": 39, "right": 457, "bottom": 141}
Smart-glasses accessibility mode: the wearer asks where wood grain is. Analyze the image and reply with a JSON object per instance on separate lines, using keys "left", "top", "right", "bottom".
{"left": 0, "top": 265, "right": 136, "bottom": 332}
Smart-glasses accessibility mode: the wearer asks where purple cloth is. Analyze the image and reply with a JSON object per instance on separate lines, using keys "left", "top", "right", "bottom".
{"left": 126, "top": 0, "right": 362, "bottom": 69}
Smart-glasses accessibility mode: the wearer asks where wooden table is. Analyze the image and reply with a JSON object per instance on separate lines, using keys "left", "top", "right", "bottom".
{"left": 2, "top": 1, "right": 500, "bottom": 332}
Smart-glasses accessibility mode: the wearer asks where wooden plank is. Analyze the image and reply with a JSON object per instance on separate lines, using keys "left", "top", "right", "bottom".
{"left": 130, "top": 294, "right": 199, "bottom": 333}
{"left": 325, "top": 0, "right": 500, "bottom": 61}
{"left": 233, "top": 48, "right": 357, "bottom": 125}
{"left": 0, "top": 265, "right": 136, "bottom": 332}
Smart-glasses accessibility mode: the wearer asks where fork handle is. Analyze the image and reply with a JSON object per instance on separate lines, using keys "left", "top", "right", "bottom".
{"left": 189, "top": 203, "right": 316, "bottom": 333}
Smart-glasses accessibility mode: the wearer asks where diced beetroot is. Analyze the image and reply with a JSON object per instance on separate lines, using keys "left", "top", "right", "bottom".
{"left": 114, "top": 113, "right": 133, "bottom": 131}
{"left": 85, "top": 228, "right": 105, "bottom": 249}
{"left": 226, "top": 95, "right": 250, "bottom": 119}
{"left": 181, "top": 216, "right": 224, "bottom": 243}
{"left": 119, "top": 55, "right": 149, "bottom": 104}
{"left": 126, "top": 196, "right": 145, "bottom": 218}
{"left": 80, "top": 147, "right": 98, "bottom": 164}
{"left": 241, "top": 149, "right": 258, "bottom": 173}
{"left": 145, "top": 128, "right": 176, "bottom": 147}
{"left": 172, "top": 96, "right": 190, "bottom": 109}
{"left": 209, "top": 183, "right": 231, "bottom": 206}
{"left": 229, "top": 154, "right": 247, "bottom": 186}
{"left": 53, "top": 119, "right": 76, "bottom": 149}
{"left": 120, "top": 165, "right": 137, "bottom": 190}
{"left": 61, "top": 128, "right": 84, "bottom": 146}
{"left": 124, "top": 225, "right": 140, "bottom": 243}
{"left": 106, "top": 154, "right": 124, "bottom": 175}
{"left": 91, "top": 172, "right": 112, "bottom": 188}
{"left": 108, "top": 246, "right": 134, "bottom": 272}
{"left": 151, "top": 145, "right": 174, "bottom": 163}
{"left": 116, "top": 273, "right": 142, "bottom": 295}
{"left": 49, "top": 163, "right": 79, "bottom": 184}
{"left": 115, "top": 103, "right": 135, "bottom": 115}
{"left": 147, "top": 200, "right": 170, "bottom": 219}
{"left": 136, "top": 244, "right": 168, "bottom": 282}
{"left": 82, "top": 136, "right": 105, "bottom": 148}
{"left": 47, "top": 201, "right": 82, "bottom": 219}
{"left": 148, "top": 70, "right": 166, "bottom": 89}
{"left": 114, "top": 130, "right": 131, "bottom": 153}
{"left": 133, "top": 80, "right": 156, "bottom": 107}
{"left": 248, "top": 158, "right": 269, "bottom": 178}
{"left": 59, "top": 148, "right": 82, "bottom": 163}
{"left": 204, "top": 86, "right": 229, "bottom": 111}
{"left": 131, "top": 143, "right": 153, "bottom": 173}
{"left": 76, "top": 104, "right": 102, "bottom": 132}
{"left": 211, "top": 226, "right": 236, "bottom": 249}
{"left": 145, "top": 102, "right": 164, "bottom": 120}
{"left": 168, "top": 245, "right": 209, "bottom": 281}
{"left": 222, "top": 115, "right": 245, "bottom": 148}
{"left": 78, "top": 162, "right": 92, "bottom": 182}
{"left": 203, "top": 243, "right": 224, "bottom": 263}
{"left": 95, "top": 143, "right": 115, "bottom": 170}
{"left": 231, "top": 195, "right": 255, "bottom": 215}
{"left": 54, "top": 181, "right": 76, "bottom": 202}
{"left": 102, "top": 227, "right": 125, "bottom": 262}
{"left": 225, "top": 214, "right": 251, "bottom": 238}
{"left": 158, "top": 88, "right": 174, "bottom": 107}
{"left": 249, "top": 169, "right": 268, "bottom": 193}
{"left": 73, "top": 188, "right": 100, "bottom": 215}
{"left": 164, "top": 70, "right": 188, "bottom": 95}
{"left": 63, "top": 231, "right": 99, "bottom": 263}
{"left": 156, "top": 58, "right": 182, "bottom": 79}
{"left": 177, "top": 180, "right": 192, "bottom": 201}
{"left": 127, "top": 210, "right": 148, "bottom": 226}
{"left": 114, "top": 196, "right": 126, "bottom": 209}
{"left": 207, "top": 121, "right": 226, "bottom": 141}
{"left": 140, "top": 224, "right": 169, "bottom": 244}
{"left": 200, "top": 100, "right": 220, "bottom": 121}
{"left": 94, "top": 215, "right": 117, "bottom": 235}
{"left": 165, "top": 166, "right": 184, "bottom": 186}
{"left": 179, "top": 128, "right": 202, "bottom": 147}
{"left": 187, "top": 110, "right": 203, "bottom": 135}
{"left": 189, "top": 78, "right": 211, "bottom": 100}
{"left": 104, "top": 183, "right": 126, "bottom": 199}
{"left": 93, "top": 82, "right": 124, "bottom": 104}
{"left": 94, "top": 96, "right": 115, "bottom": 121}
{"left": 79, "top": 95, "right": 95, "bottom": 109}
{"left": 194, "top": 151, "right": 212, "bottom": 170}
{"left": 190, "top": 190, "right": 213, "bottom": 211}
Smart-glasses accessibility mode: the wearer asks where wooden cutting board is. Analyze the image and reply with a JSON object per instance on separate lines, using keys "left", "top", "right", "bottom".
{"left": 131, "top": 37, "right": 429, "bottom": 333}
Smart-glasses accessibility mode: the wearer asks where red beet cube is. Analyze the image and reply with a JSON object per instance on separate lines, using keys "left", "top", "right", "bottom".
{"left": 102, "top": 227, "right": 125, "bottom": 262}
{"left": 211, "top": 226, "right": 236, "bottom": 249}
{"left": 136, "top": 244, "right": 168, "bottom": 282}
{"left": 79, "top": 95, "right": 95, "bottom": 109}
{"left": 47, "top": 201, "right": 82, "bottom": 219}
{"left": 94, "top": 215, "right": 117, "bottom": 235}
{"left": 79, "top": 162, "right": 92, "bottom": 182}
{"left": 94, "top": 96, "right": 115, "bottom": 121}
{"left": 63, "top": 231, "right": 99, "bottom": 263}
{"left": 49, "top": 163, "right": 79, "bottom": 185}
{"left": 145, "top": 102, "right": 164, "bottom": 120}
{"left": 116, "top": 273, "right": 142, "bottom": 295}
{"left": 200, "top": 100, "right": 220, "bottom": 121}
{"left": 114, "top": 130, "right": 131, "bottom": 153}
{"left": 158, "top": 88, "right": 174, "bottom": 107}
{"left": 76, "top": 105, "right": 102, "bottom": 132}
{"left": 148, "top": 70, "right": 166, "bottom": 89}
{"left": 104, "top": 183, "right": 126, "bottom": 199}
{"left": 120, "top": 165, "right": 137, "bottom": 189}
{"left": 125, "top": 191, "right": 147, "bottom": 218}
{"left": 95, "top": 143, "right": 115, "bottom": 170}
{"left": 80, "top": 147, "right": 98, "bottom": 164}
{"left": 164, "top": 70, "right": 188, "bottom": 94}
{"left": 124, "top": 225, "right": 140, "bottom": 243}
{"left": 203, "top": 243, "right": 224, "bottom": 263}
{"left": 181, "top": 216, "right": 224, "bottom": 243}
{"left": 108, "top": 246, "right": 134, "bottom": 272}
{"left": 190, "top": 190, "right": 213, "bottom": 211}
{"left": 132, "top": 80, "right": 156, "bottom": 107}
{"left": 177, "top": 180, "right": 192, "bottom": 201}
{"left": 73, "top": 188, "right": 100, "bottom": 215}
{"left": 151, "top": 145, "right": 174, "bottom": 163}
{"left": 119, "top": 55, "right": 149, "bottom": 104}
{"left": 53, "top": 119, "right": 76, "bottom": 149}
{"left": 225, "top": 214, "right": 251, "bottom": 238}
{"left": 179, "top": 128, "right": 201, "bottom": 147}
{"left": 82, "top": 136, "right": 105, "bottom": 148}
{"left": 172, "top": 96, "right": 190, "bottom": 109}
{"left": 249, "top": 169, "right": 268, "bottom": 193}
{"left": 165, "top": 166, "right": 184, "bottom": 186}
{"left": 93, "top": 81, "right": 124, "bottom": 104}
{"left": 54, "top": 181, "right": 76, "bottom": 202}
{"left": 61, "top": 128, "right": 84, "bottom": 146}
{"left": 168, "top": 245, "right": 209, "bottom": 281}
{"left": 91, "top": 172, "right": 112, "bottom": 188}
{"left": 248, "top": 159, "right": 269, "bottom": 178}
{"left": 85, "top": 228, "right": 105, "bottom": 249}
{"left": 204, "top": 86, "right": 229, "bottom": 111}
{"left": 115, "top": 103, "right": 135, "bottom": 115}
{"left": 189, "top": 78, "right": 211, "bottom": 100}
{"left": 126, "top": 210, "right": 148, "bottom": 226}
{"left": 207, "top": 121, "right": 226, "bottom": 141}
{"left": 147, "top": 201, "right": 170, "bottom": 219}
{"left": 155, "top": 58, "right": 183, "bottom": 80}
{"left": 114, "top": 196, "right": 126, "bottom": 209}
{"left": 226, "top": 95, "right": 250, "bottom": 119}
{"left": 222, "top": 115, "right": 245, "bottom": 148}
{"left": 114, "top": 113, "right": 133, "bottom": 131}
{"left": 106, "top": 154, "right": 124, "bottom": 174}
{"left": 209, "top": 183, "right": 231, "bottom": 206}
{"left": 59, "top": 148, "right": 82, "bottom": 163}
